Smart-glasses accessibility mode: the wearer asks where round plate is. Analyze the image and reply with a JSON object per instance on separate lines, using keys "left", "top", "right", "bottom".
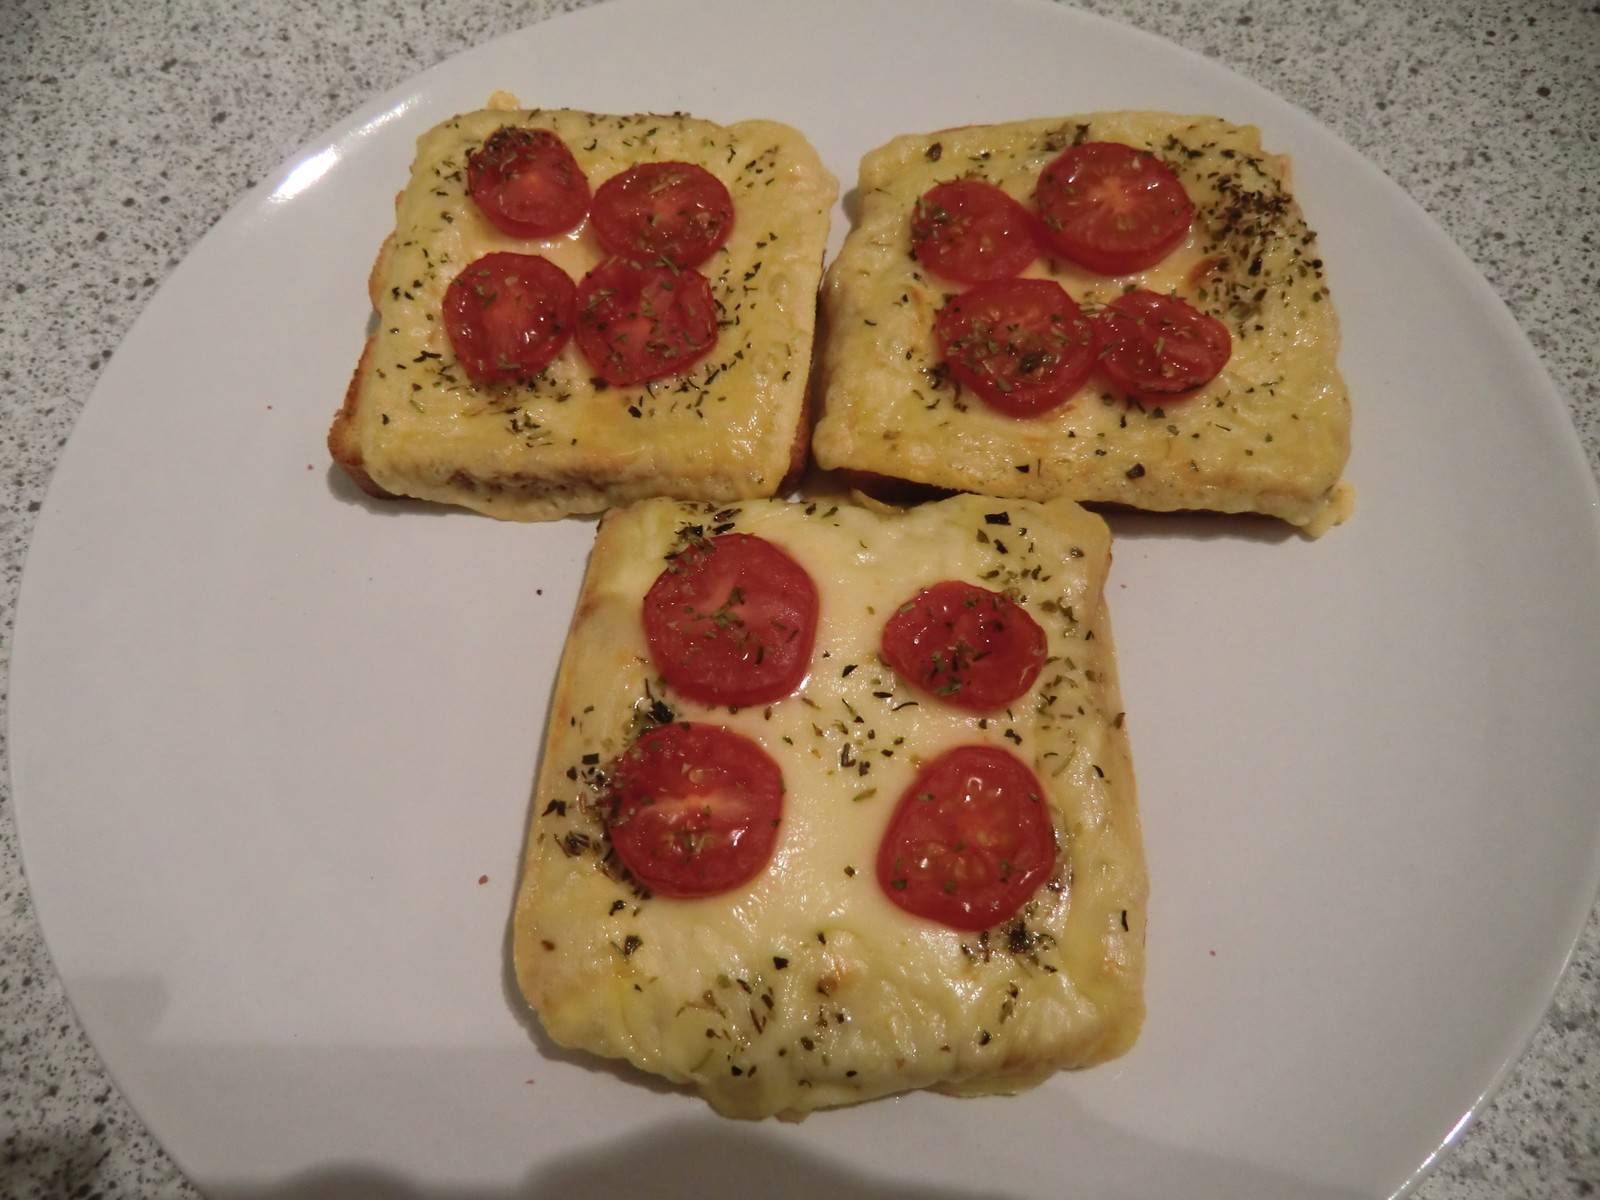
{"left": 11, "top": 0, "right": 1600, "bottom": 1196}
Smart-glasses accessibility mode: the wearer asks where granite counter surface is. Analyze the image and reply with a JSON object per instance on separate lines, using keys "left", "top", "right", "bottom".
{"left": 1, "top": 0, "right": 1596, "bottom": 1196}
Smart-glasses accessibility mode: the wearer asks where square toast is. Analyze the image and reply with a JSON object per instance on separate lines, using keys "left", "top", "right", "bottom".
{"left": 511, "top": 494, "right": 1146, "bottom": 1117}
{"left": 812, "top": 113, "right": 1352, "bottom": 533}
{"left": 329, "top": 100, "right": 836, "bottom": 520}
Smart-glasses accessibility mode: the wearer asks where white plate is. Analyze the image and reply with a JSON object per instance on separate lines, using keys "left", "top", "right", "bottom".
{"left": 12, "top": 0, "right": 1600, "bottom": 1196}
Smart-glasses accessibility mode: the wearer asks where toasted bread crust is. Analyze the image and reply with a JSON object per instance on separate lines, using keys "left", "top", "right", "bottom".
{"left": 327, "top": 226, "right": 401, "bottom": 501}
{"left": 326, "top": 337, "right": 394, "bottom": 500}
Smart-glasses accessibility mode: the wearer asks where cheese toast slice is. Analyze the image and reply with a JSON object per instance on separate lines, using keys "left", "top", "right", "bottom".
{"left": 812, "top": 113, "right": 1352, "bottom": 533}
{"left": 511, "top": 494, "right": 1146, "bottom": 1117}
{"left": 329, "top": 100, "right": 836, "bottom": 520}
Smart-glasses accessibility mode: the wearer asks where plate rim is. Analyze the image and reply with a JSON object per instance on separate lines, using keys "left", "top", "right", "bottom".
{"left": 9, "top": 0, "right": 1600, "bottom": 1196}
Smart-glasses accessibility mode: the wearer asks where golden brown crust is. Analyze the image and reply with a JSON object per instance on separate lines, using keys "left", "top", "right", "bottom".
{"left": 326, "top": 337, "right": 395, "bottom": 500}
{"left": 328, "top": 224, "right": 402, "bottom": 500}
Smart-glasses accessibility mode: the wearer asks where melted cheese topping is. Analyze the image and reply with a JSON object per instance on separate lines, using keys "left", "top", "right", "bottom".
{"left": 511, "top": 495, "right": 1146, "bottom": 1118}
{"left": 348, "top": 107, "right": 836, "bottom": 520}
{"left": 812, "top": 113, "right": 1352, "bottom": 531}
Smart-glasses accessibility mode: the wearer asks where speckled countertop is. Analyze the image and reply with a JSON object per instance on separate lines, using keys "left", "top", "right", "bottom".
{"left": 1, "top": 0, "right": 1596, "bottom": 1196}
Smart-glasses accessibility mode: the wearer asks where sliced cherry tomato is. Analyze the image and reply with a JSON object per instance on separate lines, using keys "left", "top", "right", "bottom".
{"left": 575, "top": 258, "right": 719, "bottom": 386}
{"left": 1033, "top": 142, "right": 1193, "bottom": 275}
{"left": 934, "top": 278, "right": 1095, "bottom": 417}
{"left": 607, "top": 722, "right": 783, "bottom": 898}
{"left": 592, "top": 162, "right": 735, "bottom": 269}
{"left": 643, "top": 533, "right": 819, "bottom": 708}
{"left": 876, "top": 745, "right": 1057, "bottom": 931}
{"left": 1093, "top": 289, "right": 1231, "bottom": 396}
{"left": 881, "top": 581, "right": 1047, "bottom": 712}
{"left": 442, "top": 252, "right": 576, "bottom": 386}
{"left": 910, "top": 180, "right": 1040, "bottom": 284}
{"left": 466, "top": 126, "right": 591, "bottom": 238}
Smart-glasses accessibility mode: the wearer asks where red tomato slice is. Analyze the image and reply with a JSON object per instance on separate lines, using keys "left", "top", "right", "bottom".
{"left": 1093, "top": 289, "right": 1232, "bottom": 396}
{"left": 643, "top": 533, "right": 819, "bottom": 708}
{"left": 466, "top": 126, "right": 591, "bottom": 238}
{"left": 876, "top": 745, "right": 1057, "bottom": 931}
{"left": 608, "top": 722, "right": 783, "bottom": 898}
{"left": 881, "top": 581, "right": 1047, "bottom": 712}
{"left": 442, "top": 253, "right": 576, "bottom": 386}
{"left": 1033, "top": 142, "right": 1193, "bottom": 275}
{"left": 933, "top": 278, "right": 1095, "bottom": 417}
{"left": 592, "top": 162, "right": 735, "bottom": 269}
{"left": 575, "top": 258, "right": 719, "bottom": 386}
{"left": 910, "top": 180, "right": 1040, "bottom": 284}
